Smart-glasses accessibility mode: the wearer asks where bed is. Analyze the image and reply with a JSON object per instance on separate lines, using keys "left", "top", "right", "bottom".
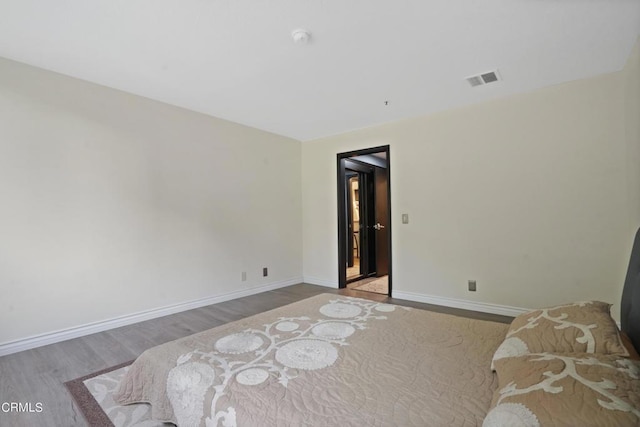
{"left": 114, "top": 228, "right": 640, "bottom": 426}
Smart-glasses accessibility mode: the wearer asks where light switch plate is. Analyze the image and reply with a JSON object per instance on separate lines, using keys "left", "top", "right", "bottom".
{"left": 402, "top": 214, "right": 409, "bottom": 224}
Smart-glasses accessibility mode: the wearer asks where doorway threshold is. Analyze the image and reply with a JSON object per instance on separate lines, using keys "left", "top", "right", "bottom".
{"left": 346, "top": 276, "right": 389, "bottom": 295}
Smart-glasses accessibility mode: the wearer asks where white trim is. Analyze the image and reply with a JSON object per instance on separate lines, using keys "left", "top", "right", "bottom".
{"left": 301, "top": 277, "right": 528, "bottom": 317}
{"left": 392, "top": 290, "right": 529, "bottom": 318}
{"left": 303, "top": 276, "right": 337, "bottom": 288}
{"left": 0, "top": 277, "right": 303, "bottom": 357}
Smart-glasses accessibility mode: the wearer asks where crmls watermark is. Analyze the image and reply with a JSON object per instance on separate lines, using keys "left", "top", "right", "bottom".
{"left": 1, "top": 402, "right": 43, "bottom": 413}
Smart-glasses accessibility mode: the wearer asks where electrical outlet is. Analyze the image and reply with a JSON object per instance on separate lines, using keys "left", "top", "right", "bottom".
{"left": 468, "top": 280, "right": 476, "bottom": 292}
{"left": 263, "top": 267, "right": 268, "bottom": 277}
{"left": 241, "top": 272, "right": 247, "bottom": 282}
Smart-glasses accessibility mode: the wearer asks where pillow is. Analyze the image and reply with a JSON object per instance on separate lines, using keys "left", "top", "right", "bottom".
{"left": 484, "top": 353, "right": 640, "bottom": 427}
{"left": 491, "top": 301, "right": 628, "bottom": 369}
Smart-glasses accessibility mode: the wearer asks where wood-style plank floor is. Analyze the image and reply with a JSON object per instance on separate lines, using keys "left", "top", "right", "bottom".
{"left": 0, "top": 283, "right": 512, "bottom": 426}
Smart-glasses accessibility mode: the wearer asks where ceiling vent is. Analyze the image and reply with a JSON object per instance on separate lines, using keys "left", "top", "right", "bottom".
{"left": 466, "top": 70, "right": 501, "bottom": 87}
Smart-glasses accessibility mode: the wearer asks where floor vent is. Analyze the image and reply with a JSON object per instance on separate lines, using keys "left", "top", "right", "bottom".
{"left": 466, "top": 70, "right": 501, "bottom": 87}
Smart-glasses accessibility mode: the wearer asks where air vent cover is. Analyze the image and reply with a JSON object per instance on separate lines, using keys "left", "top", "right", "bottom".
{"left": 467, "top": 75, "right": 484, "bottom": 87}
{"left": 466, "top": 70, "right": 501, "bottom": 87}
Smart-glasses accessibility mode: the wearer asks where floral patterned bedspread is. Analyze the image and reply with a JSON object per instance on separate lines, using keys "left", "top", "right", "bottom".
{"left": 113, "top": 294, "right": 508, "bottom": 426}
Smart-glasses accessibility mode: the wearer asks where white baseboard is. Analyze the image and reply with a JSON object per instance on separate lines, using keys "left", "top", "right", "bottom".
{"left": 393, "top": 290, "right": 529, "bottom": 318}
{"left": 0, "top": 277, "right": 303, "bottom": 357}
{"left": 301, "top": 276, "right": 528, "bottom": 318}
{"left": 303, "top": 276, "right": 337, "bottom": 288}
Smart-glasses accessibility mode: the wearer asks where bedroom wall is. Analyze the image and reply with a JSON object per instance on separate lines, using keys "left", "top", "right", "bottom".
{"left": 0, "top": 58, "right": 302, "bottom": 346}
{"left": 302, "top": 57, "right": 638, "bottom": 319}
{"left": 622, "top": 39, "right": 640, "bottom": 303}
{"left": 624, "top": 39, "right": 640, "bottom": 237}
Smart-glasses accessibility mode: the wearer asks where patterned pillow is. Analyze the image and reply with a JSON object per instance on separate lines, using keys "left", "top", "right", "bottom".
{"left": 484, "top": 353, "right": 640, "bottom": 427}
{"left": 491, "top": 301, "right": 628, "bottom": 369}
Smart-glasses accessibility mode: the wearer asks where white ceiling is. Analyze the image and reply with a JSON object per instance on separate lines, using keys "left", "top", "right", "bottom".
{"left": 1, "top": 1, "right": 638, "bottom": 141}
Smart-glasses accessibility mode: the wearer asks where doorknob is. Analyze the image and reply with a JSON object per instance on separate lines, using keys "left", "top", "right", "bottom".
{"left": 373, "top": 223, "right": 385, "bottom": 230}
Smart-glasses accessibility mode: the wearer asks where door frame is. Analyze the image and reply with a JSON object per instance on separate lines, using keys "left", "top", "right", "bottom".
{"left": 337, "top": 145, "right": 392, "bottom": 296}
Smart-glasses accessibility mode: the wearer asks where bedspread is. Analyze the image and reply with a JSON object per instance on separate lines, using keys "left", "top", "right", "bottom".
{"left": 113, "top": 294, "right": 508, "bottom": 426}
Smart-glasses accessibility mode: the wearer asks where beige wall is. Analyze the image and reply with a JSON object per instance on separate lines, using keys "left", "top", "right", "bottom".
{"left": 302, "top": 46, "right": 640, "bottom": 318}
{"left": 0, "top": 58, "right": 302, "bottom": 345}
{"left": 622, "top": 39, "right": 640, "bottom": 304}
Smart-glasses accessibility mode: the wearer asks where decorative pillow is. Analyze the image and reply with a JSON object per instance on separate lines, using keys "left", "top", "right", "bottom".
{"left": 491, "top": 301, "right": 628, "bottom": 369}
{"left": 484, "top": 353, "right": 640, "bottom": 427}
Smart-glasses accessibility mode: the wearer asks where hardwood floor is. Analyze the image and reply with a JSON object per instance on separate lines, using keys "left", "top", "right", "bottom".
{"left": 0, "top": 283, "right": 512, "bottom": 427}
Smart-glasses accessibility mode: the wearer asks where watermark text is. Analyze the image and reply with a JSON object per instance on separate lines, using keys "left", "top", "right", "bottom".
{"left": 1, "top": 402, "right": 43, "bottom": 413}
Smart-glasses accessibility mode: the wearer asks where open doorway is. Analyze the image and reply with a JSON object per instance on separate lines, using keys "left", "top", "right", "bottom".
{"left": 337, "top": 145, "right": 391, "bottom": 296}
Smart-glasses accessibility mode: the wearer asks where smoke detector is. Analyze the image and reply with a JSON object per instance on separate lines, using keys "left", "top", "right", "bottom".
{"left": 466, "top": 70, "right": 501, "bottom": 87}
{"left": 292, "top": 29, "right": 311, "bottom": 44}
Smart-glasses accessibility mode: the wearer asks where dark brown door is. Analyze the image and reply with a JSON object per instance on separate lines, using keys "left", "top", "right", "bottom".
{"left": 374, "top": 167, "right": 389, "bottom": 276}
